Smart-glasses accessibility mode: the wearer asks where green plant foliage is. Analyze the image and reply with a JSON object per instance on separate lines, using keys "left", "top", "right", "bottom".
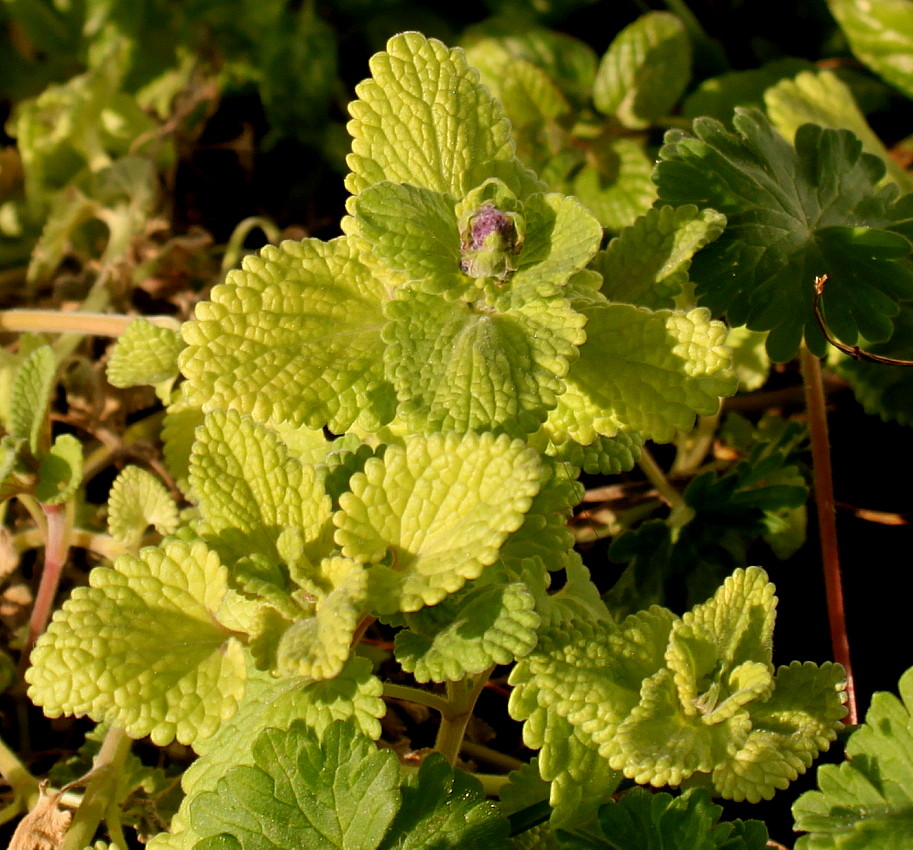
{"left": 793, "top": 666, "right": 913, "bottom": 849}
{"left": 655, "top": 108, "right": 913, "bottom": 361}
{"left": 827, "top": 0, "right": 913, "bottom": 99}
{"left": 587, "top": 787, "right": 769, "bottom": 849}
{"left": 26, "top": 538, "right": 249, "bottom": 746}
{"left": 107, "top": 318, "right": 184, "bottom": 398}
{"left": 510, "top": 568, "right": 846, "bottom": 804}
{"left": 107, "top": 465, "right": 180, "bottom": 546}
{"left": 592, "top": 12, "right": 692, "bottom": 130}
{"left": 183, "top": 720, "right": 507, "bottom": 850}
{"left": 765, "top": 70, "right": 913, "bottom": 191}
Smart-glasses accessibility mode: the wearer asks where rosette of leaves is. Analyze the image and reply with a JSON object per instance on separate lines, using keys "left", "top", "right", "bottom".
{"left": 179, "top": 33, "right": 737, "bottom": 465}
{"left": 25, "top": 415, "right": 550, "bottom": 746}
{"left": 509, "top": 567, "right": 847, "bottom": 813}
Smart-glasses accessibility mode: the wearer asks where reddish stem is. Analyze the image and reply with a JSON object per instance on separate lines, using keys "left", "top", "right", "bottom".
{"left": 20, "top": 503, "right": 70, "bottom": 672}
{"left": 800, "top": 345, "right": 858, "bottom": 725}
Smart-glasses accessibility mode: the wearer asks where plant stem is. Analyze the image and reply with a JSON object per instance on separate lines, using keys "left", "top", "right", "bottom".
{"left": 800, "top": 345, "right": 858, "bottom": 725}
{"left": 434, "top": 667, "right": 494, "bottom": 766}
{"left": 637, "top": 447, "right": 686, "bottom": 510}
{"left": 60, "top": 726, "right": 132, "bottom": 850}
{"left": 0, "top": 309, "right": 181, "bottom": 337}
{"left": 383, "top": 682, "right": 451, "bottom": 717}
{"left": 20, "top": 501, "right": 73, "bottom": 675}
{"left": 0, "top": 734, "right": 40, "bottom": 817}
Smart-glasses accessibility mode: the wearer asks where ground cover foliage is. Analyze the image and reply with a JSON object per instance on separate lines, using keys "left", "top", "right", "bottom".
{"left": 1, "top": 1, "right": 913, "bottom": 847}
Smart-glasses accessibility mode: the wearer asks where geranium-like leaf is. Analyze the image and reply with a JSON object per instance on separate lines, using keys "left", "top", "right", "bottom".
{"left": 345, "top": 32, "right": 541, "bottom": 202}
{"left": 8, "top": 344, "right": 55, "bottom": 455}
{"left": 793, "top": 665, "right": 913, "bottom": 849}
{"left": 395, "top": 580, "right": 539, "bottom": 682}
{"left": 335, "top": 432, "right": 543, "bottom": 614}
{"left": 655, "top": 108, "right": 913, "bottom": 361}
{"left": 835, "top": 300, "right": 913, "bottom": 427}
{"left": 107, "top": 318, "right": 184, "bottom": 391}
{"left": 593, "top": 12, "right": 691, "bottom": 129}
{"left": 26, "top": 538, "right": 248, "bottom": 746}
{"left": 595, "top": 787, "right": 769, "bottom": 850}
{"left": 188, "top": 721, "right": 400, "bottom": 850}
{"left": 765, "top": 70, "right": 912, "bottom": 192}
{"left": 107, "top": 465, "right": 179, "bottom": 546}
{"left": 827, "top": 0, "right": 913, "bottom": 99}
{"left": 180, "top": 236, "right": 395, "bottom": 434}
{"left": 385, "top": 289, "right": 585, "bottom": 438}
{"left": 35, "top": 432, "right": 82, "bottom": 505}
{"left": 190, "top": 409, "right": 331, "bottom": 570}
{"left": 547, "top": 303, "right": 736, "bottom": 445}
{"left": 384, "top": 753, "right": 509, "bottom": 847}
{"left": 595, "top": 205, "right": 727, "bottom": 310}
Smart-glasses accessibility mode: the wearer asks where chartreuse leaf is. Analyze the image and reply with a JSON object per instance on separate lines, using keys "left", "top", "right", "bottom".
{"left": 7, "top": 344, "right": 56, "bottom": 455}
{"left": 107, "top": 465, "right": 179, "bottom": 546}
{"left": 593, "top": 12, "right": 692, "bottom": 130}
{"left": 827, "top": 0, "right": 913, "bottom": 99}
{"left": 161, "top": 388, "right": 204, "bottom": 496}
{"left": 793, "top": 665, "right": 913, "bottom": 849}
{"left": 655, "top": 108, "right": 913, "bottom": 361}
{"left": 765, "top": 70, "right": 913, "bottom": 192}
{"left": 567, "top": 138, "right": 659, "bottom": 233}
{"left": 335, "top": 432, "right": 544, "bottom": 614}
{"left": 190, "top": 409, "right": 331, "bottom": 569}
{"left": 594, "top": 205, "right": 727, "bottom": 310}
{"left": 26, "top": 538, "right": 248, "bottom": 747}
{"left": 395, "top": 579, "right": 540, "bottom": 683}
{"left": 35, "top": 432, "right": 83, "bottom": 504}
{"left": 189, "top": 720, "right": 400, "bottom": 850}
{"left": 384, "top": 288, "right": 586, "bottom": 438}
{"left": 592, "top": 787, "right": 769, "bottom": 849}
{"left": 544, "top": 303, "right": 736, "bottom": 445}
{"left": 345, "top": 32, "right": 542, "bottom": 203}
{"left": 510, "top": 569, "right": 845, "bottom": 803}
{"left": 180, "top": 236, "right": 395, "bottom": 434}
{"left": 107, "top": 317, "right": 184, "bottom": 401}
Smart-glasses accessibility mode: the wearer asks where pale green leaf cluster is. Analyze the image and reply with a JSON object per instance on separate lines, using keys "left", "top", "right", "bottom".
{"left": 510, "top": 568, "right": 846, "bottom": 805}
{"left": 178, "top": 32, "right": 737, "bottom": 463}
{"left": 27, "top": 416, "right": 551, "bottom": 743}
{"left": 793, "top": 665, "right": 913, "bottom": 849}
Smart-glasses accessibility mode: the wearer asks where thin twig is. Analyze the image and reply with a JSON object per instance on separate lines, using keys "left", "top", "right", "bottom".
{"left": 813, "top": 275, "right": 913, "bottom": 366}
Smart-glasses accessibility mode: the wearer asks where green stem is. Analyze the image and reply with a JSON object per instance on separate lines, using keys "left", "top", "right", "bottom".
{"left": 61, "top": 726, "right": 133, "bottom": 850}
{"left": 434, "top": 667, "right": 494, "bottom": 767}
{"left": 383, "top": 683, "right": 451, "bottom": 717}
{"left": 800, "top": 345, "right": 858, "bottom": 725}
{"left": 459, "top": 739, "right": 524, "bottom": 772}
{"left": 637, "top": 447, "right": 686, "bottom": 510}
{"left": 671, "top": 411, "right": 720, "bottom": 477}
{"left": 0, "top": 734, "right": 40, "bottom": 816}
